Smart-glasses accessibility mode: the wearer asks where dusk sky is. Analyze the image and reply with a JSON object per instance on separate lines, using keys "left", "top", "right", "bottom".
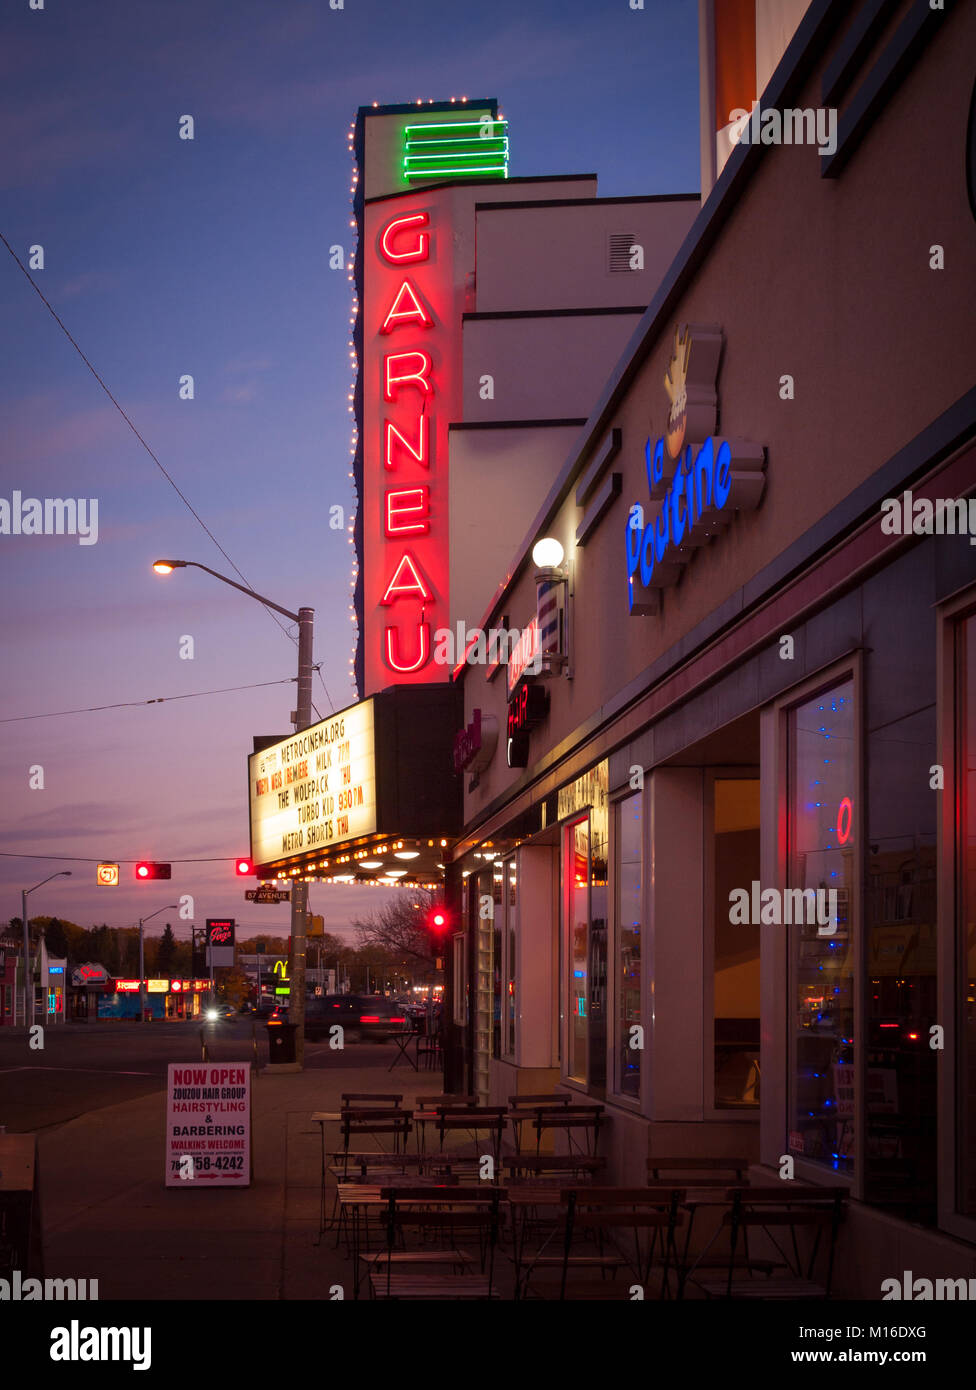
{"left": 0, "top": 0, "right": 699, "bottom": 943}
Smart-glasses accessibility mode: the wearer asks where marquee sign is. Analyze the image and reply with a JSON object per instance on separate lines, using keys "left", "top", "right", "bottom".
{"left": 625, "top": 325, "right": 766, "bottom": 615}
{"left": 248, "top": 701, "right": 377, "bottom": 865}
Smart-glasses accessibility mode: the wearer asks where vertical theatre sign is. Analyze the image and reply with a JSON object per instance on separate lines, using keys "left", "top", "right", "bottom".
{"left": 362, "top": 192, "right": 458, "bottom": 694}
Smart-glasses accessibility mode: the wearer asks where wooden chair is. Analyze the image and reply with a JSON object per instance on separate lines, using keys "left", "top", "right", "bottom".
{"left": 417, "top": 1094, "right": 477, "bottom": 1109}
{"left": 507, "top": 1093, "right": 574, "bottom": 1108}
{"left": 647, "top": 1155, "right": 750, "bottom": 1182}
{"left": 528, "top": 1104, "right": 604, "bottom": 1158}
{"left": 690, "top": 1186, "right": 846, "bottom": 1299}
{"left": 432, "top": 1106, "right": 507, "bottom": 1171}
{"left": 327, "top": 1108, "right": 415, "bottom": 1237}
{"left": 368, "top": 1186, "right": 505, "bottom": 1299}
{"left": 341, "top": 1093, "right": 403, "bottom": 1109}
{"left": 520, "top": 1187, "right": 684, "bottom": 1301}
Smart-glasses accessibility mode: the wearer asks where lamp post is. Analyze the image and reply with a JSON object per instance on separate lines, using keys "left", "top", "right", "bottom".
{"left": 139, "top": 904, "right": 177, "bottom": 1023}
{"left": 153, "top": 559, "right": 313, "bottom": 1069}
{"left": 21, "top": 871, "right": 71, "bottom": 1029}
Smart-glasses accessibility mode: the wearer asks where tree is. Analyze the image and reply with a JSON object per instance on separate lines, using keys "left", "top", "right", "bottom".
{"left": 157, "top": 923, "right": 177, "bottom": 976}
{"left": 219, "top": 965, "right": 251, "bottom": 1009}
{"left": 352, "top": 890, "right": 439, "bottom": 983}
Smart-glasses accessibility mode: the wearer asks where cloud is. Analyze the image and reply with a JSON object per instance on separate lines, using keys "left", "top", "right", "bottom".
{"left": 56, "top": 270, "right": 122, "bottom": 301}
{"left": 220, "top": 383, "right": 258, "bottom": 404}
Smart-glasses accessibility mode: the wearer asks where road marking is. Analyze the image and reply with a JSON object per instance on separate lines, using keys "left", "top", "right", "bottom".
{"left": 0, "top": 1066, "right": 155, "bottom": 1076}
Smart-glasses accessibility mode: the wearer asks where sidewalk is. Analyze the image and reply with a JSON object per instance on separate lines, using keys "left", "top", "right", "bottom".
{"left": 36, "top": 1058, "right": 436, "bottom": 1300}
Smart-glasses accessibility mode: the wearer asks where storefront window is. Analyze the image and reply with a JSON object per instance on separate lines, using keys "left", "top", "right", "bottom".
{"left": 958, "top": 612, "right": 976, "bottom": 1216}
{"left": 504, "top": 858, "right": 517, "bottom": 1056}
{"left": 567, "top": 816, "right": 589, "bottom": 1083}
{"left": 713, "top": 779, "right": 760, "bottom": 1108}
{"left": 614, "top": 793, "right": 642, "bottom": 1099}
{"left": 491, "top": 866, "right": 502, "bottom": 1058}
{"left": 789, "top": 679, "right": 856, "bottom": 1174}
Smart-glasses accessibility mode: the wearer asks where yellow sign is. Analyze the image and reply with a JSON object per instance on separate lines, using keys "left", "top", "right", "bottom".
{"left": 308, "top": 915, "right": 324, "bottom": 937}
{"left": 248, "top": 698, "right": 377, "bottom": 867}
{"left": 97, "top": 863, "right": 120, "bottom": 887}
{"left": 146, "top": 979, "right": 169, "bottom": 993}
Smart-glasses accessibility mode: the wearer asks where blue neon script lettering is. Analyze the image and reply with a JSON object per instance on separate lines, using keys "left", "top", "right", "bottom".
{"left": 626, "top": 436, "right": 732, "bottom": 608}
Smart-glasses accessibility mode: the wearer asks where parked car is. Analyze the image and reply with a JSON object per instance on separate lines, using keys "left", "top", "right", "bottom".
{"left": 303, "top": 994, "right": 409, "bottom": 1043}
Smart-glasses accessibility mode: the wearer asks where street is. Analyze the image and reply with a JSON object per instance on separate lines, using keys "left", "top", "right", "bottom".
{"left": 0, "top": 1020, "right": 410, "bottom": 1133}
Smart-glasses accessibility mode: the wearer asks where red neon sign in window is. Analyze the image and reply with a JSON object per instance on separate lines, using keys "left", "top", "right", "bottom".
{"left": 380, "top": 211, "right": 430, "bottom": 264}
{"left": 837, "top": 796, "right": 853, "bottom": 845}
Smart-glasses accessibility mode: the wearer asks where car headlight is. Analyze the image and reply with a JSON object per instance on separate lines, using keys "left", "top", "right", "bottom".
{"left": 206, "top": 1009, "right": 219, "bottom": 1022}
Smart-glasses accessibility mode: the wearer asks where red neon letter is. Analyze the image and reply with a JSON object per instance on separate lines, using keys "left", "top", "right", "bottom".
{"left": 380, "top": 279, "right": 433, "bottom": 334}
{"left": 384, "top": 622, "right": 431, "bottom": 673}
{"left": 837, "top": 797, "right": 853, "bottom": 845}
{"left": 385, "top": 487, "right": 430, "bottom": 536}
{"left": 380, "top": 211, "right": 430, "bottom": 264}
{"left": 380, "top": 551, "right": 434, "bottom": 605}
{"left": 385, "top": 415, "right": 429, "bottom": 470}
{"left": 384, "top": 351, "right": 433, "bottom": 402}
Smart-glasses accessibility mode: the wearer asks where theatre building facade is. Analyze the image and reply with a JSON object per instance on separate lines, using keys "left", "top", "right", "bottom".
{"left": 444, "top": 0, "right": 976, "bottom": 1294}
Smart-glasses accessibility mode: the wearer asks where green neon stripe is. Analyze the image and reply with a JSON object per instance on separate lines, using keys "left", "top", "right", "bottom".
{"left": 406, "top": 134, "right": 508, "bottom": 147}
{"left": 403, "top": 166, "right": 508, "bottom": 179}
{"left": 403, "top": 120, "right": 507, "bottom": 134}
{"left": 404, "top": 150, "right": 507, "bottom": 165}
{"left": 406, "top": 140, "right": 509, "bottom": 156}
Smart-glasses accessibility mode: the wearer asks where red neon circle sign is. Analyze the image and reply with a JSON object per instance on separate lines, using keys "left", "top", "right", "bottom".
{"left": 837, "top": 797, "right": 853, "bottom": 845}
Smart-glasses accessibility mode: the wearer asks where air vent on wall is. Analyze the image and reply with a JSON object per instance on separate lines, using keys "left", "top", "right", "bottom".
{"left": 608, "top": 232, "right": 637, "bottom": 272}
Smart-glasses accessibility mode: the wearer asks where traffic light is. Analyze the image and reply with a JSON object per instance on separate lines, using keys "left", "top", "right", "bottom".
{"left": 234, "top": 857, "right": 256, "bottom": 876}
{"left": 428, "top": 907, "right": 448, "bottom": 934}
{"left": 135, "top": 862, "right": 171, "bottom": 880}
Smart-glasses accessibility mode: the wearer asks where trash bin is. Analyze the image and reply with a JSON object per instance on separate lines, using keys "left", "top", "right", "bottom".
{"left": 267, "top": 1021, "right": 297, "bottom": 1064}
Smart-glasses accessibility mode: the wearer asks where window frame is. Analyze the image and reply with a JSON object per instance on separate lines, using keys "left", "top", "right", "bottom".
{"left": 609, "top": 787, "right": 645, "bottom": 1109}
{"left": 763, "top": 654, "right": 862, "bottom": 1195}
{"left": 937, "top": 584, "right": 976, "bottom": 1243}
{"left": 703, "top": 767, "right": 762, "bottom": 1121}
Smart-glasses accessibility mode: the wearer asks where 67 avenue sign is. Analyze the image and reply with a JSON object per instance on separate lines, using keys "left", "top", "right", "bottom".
{"left": 245, "top": 887, "right": 290, "bottom": 903}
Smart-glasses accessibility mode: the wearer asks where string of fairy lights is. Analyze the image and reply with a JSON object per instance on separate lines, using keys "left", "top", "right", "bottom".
{"left": 345, "top": 113, "right": 361, "bottom": 700}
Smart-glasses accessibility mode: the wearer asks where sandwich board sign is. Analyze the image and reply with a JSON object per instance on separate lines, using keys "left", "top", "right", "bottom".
{"left": 165, "top": 1062, "right": 251, "bottom": 1187}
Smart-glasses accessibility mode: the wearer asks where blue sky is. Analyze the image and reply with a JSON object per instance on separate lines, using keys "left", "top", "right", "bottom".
{"left": 0, "top": 0, "right": 699, "bottom": 940}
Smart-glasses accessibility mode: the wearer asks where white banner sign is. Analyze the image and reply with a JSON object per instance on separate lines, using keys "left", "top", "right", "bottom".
{"left": 248, "top": 698, "right": 377, "bottom": 866}
{"left": 165, "top": 1062, "right": 251, "bottom": 1187}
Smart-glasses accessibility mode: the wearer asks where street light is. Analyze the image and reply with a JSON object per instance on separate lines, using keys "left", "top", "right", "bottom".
{"left": 21, "top": 871, "right": 71, "bottom": 1029}
{"left": 153, "top": 558, "right": 314, "bottom": 1069}
{"left": 138, "top": 904, "right": 178, "bottom": 1023}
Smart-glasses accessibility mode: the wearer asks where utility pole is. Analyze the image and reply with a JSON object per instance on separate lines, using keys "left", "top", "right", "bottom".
{"left": 286, "top": 606, "right": 314, "bottom": 1068}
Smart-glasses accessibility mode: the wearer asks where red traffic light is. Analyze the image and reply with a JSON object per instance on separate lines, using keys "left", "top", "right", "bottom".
{"left": 235, "top": 858, "right": 255, "bottom": 876}
{"left": 135, "top": 862, "right": 171, "bottom": 880}
{"left": 429, "top": 909, "right": 448, "bottom": 933}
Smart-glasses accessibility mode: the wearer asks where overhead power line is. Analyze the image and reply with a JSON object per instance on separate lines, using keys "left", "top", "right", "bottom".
{"left": 0, "top": 676, "right": 296, "bottom": 724}
{"left": 0, "top": 230, "right": 335, "bottom": 717}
